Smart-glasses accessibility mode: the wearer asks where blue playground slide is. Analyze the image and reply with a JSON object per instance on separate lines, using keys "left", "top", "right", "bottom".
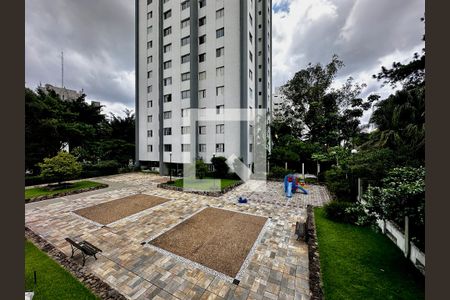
{"left": 284, "top": 174, "right": 308, "bottom": 196}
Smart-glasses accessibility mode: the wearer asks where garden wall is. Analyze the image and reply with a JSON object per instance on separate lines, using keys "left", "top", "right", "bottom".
{"left": 376, "top": 219, "right": 425, "bottom": 275}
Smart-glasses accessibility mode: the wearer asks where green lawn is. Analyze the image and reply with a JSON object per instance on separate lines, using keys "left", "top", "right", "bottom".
{"left": 314, "top": 208, "right": 424, "bottom": 300}
{"left": 167, "top": 178, "right": 240, "bottom": 191}
{"left": 25, "top": 180, "right": 104, "bottom": 200}
{"left": 25, "top": 240, "right": 98, "bottom": 299}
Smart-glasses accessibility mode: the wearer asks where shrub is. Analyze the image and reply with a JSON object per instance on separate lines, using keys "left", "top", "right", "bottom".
{"left": 38, "top": 152, "right": 82, "bottom": 185}
{"left": 324, "top": 167, "right": 353, "bottom": 200}
{"left": 268, "top": 166, "right": 296, "bottom": 179}
{"left": 211, "top": 156, "right": 230, "bottom": 178}
{"left": 81, "top": 160, "right": 121, "bottom": 177}
{"left": 195, "top": 159, "right": 208, "bottom": 179}
{"left": 323, "top": 201, "right": 359, "bottom": 224}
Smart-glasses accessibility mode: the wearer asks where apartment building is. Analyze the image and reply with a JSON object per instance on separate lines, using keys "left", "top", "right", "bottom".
{"left": 136, "top": 0, "right": 272, "bottom": 174}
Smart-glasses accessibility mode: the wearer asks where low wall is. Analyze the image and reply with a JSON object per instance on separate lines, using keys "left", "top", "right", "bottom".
{"left": 376, "top": 219, "right": 425, "bottom": 275}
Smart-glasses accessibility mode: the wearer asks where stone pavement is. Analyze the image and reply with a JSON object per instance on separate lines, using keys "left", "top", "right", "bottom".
{"left": 25, "top": 173, "right": 331, "bottom": 300}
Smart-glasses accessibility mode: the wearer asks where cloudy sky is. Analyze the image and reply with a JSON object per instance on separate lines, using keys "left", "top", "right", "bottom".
{"left": 26, "top": 0, "right": 424, "bottom": 122}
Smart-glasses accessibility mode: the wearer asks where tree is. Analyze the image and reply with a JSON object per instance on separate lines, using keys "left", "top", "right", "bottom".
{"left": 211, "top": 156, "right": 229, "bottom": 178}
{"left": 38, "top": 152, "right": 83, "bottom": 185}
{"left": 280, "top": 55, "right": 372, "bottom": 147}
{"left": 195, "top": 159, "right": 208, "bottom": 179}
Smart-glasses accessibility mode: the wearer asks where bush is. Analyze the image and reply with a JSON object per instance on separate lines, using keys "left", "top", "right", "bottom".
{"left": 323, "top": 201, "right": 359, "bottom": 224}
{"left": 38, "top": 152, "right": 82, "bottom": 184}
{"left": 324, "top": 167, "right": 353, "bottom": 200}
{"left": 211, "top": 156, "right": 229, "bottom": 178}
{"left": 268, "top": 166, "right": 296, "bottom": 179}
{"left": 195, "top": 159, "right": 208, "bottom": 179}
{"left": 81, "top": 160, "right": 121, "bottom": 177}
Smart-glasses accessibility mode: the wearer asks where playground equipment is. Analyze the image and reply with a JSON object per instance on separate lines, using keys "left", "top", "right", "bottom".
{"left": 284, "top": 174, "right": 308, "bottom": 197}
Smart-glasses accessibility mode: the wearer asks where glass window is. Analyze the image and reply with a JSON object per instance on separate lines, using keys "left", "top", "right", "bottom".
{"left": 163, "top": 26, "right": 172, "bottom": 36}
{"left": 163, "top": 9, "right": 172, "bottom": 19}
{"left": 163, "top": 60, "right": 172, "bottom": 69}
{"left": 181, "top": 54, "right": 190, "bottom": 64}
{"left": 216, "top": 66, "right": 224, "bottom": 77}
{"left": 216, "top": 28, "right": 224, "bottom": 38}
{"left": 216, "top": 143, "right": 225, "bottom": 152}
{"left": 164, "top": 144, "right": 172, "bottom": 152}
{"left": 181, "top": 18, "right": 190, "bottom": 29}
{"left": 199, "top": 144, "right": 206, "bottom": 152}
{"left": 181, "top": 0, "right": 190, "bottom": 10}
{"left": 199, "top": 126, "right": 206, "bottom": 134}
{"left": 163, "top": 111, "right": 172, "bottom": 119}
{"left": 181, "top": 90, "right": 190, "bottom": 99}
{"left": 181, "top": 72, "right": 190, "bottom": 81}
{"left": 216, "top": 8, "right": 224, "bottom": 19}
{"left": 181, "top": 144, "right": 191, "bottom": 152}
{"left": 181, "top": 36, "right": 190, "bottom": 46}
{"left": 181, "top": 126, "right": 190, "bottom": 134}
{"left": 199, "top": 16, "right": 206, "bottom": 26}
{"left": 163, "top": 127, "right": 172, "bottom": 135}
{"left": 199, "top": 53, "right": 206, "bottom": 62}
{"left": 163, "top": 77, "right": 172, "bottom": 86}
{"left": 216, "top": 47, "right": 224, "bottom": 57}
{"left": 199, "top": 35, "right": 206, "bottom": 44}
{"left": 216, "top": 86, "right": 224, "bottom": 96}
{"left": 199, "top": 72, "right": 206, "bottom": 80}
{"left": 216, "top": 124, "right": 224, "bottom": 134}
{"left": 163, "top": 94, "right": 172, "bottom": 102}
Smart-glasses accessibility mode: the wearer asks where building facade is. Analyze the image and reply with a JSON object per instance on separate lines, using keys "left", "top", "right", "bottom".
{"left": 136, "top": 0, "right": 272, "bottom": 174}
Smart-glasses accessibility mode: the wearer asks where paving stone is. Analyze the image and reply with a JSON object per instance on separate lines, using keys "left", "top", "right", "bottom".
{"left": 25, "top": 175, "right": 327, "bottom": 300}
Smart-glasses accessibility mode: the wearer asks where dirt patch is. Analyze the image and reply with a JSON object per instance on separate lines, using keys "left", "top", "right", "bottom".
{"left": 74, "top": 194, "right": 169, "bottom": 225}
{"left": 149, "top": 207, "right": 267, "bottom": 278}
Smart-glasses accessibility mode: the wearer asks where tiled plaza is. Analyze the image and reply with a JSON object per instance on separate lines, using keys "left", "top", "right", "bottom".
{"left": 25, "top": 173, "right": 331, "bottom": 300}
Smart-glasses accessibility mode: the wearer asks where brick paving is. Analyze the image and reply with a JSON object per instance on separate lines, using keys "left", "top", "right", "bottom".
{"left": 25, "top": 173, "right": 331, "bottom": 300}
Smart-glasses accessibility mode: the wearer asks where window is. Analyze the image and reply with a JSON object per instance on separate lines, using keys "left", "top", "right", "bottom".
{"left": 181, "top": 54, "right": 190, "bottom": 64}
{"left": 199, "top": 0, "right": 206, "bottom": 8}
{"left": 147, "top": 0, "right": 152, "bottom": 4}
{"left": 249, "top": 13, "right": 253, "bottom": 25}
{"left": 181, "top": 72, "right": 190, "bottom": 81}
{"left": 163, "top": 127, "right": 172, "bottom": 136}
{"left": 181, "top": 0, "right": 190, "bottom": 10}
{"left": 181, "top": 108, "right": 189, "bottom": 117}
{"left": 163, "top": 60, "right": 172, "bottom": 69}
{"left": 199, "top": 71, "right": 206, "bottom": 80}
{"left": 199, "top": 35, "right": 206, "bottom": 44}
{"left": 181, "top": 36, "right": 190, "bottom": 46}
{"left": 216, "top": 124, "right": 224, "bottom": 134}
{"left": 164, "top": 144, "right": 172, "bottom": 152}
{"left": 216, "top": 66, "right": 224, "bottom": 77}
{"left": 163, "top": 43, "right": 171, "bottom": 53}
{"left": 147, "top": 130, "right": 153, "bottom": 137}
{"left": 216, "top": 28, "right": 224, "bottom": 38}
{"left": 216, "top": 105, "right": 224, "bottom": 114}
{"left": 216, "top": 47, "right": 224, "bottom": 57}
{"left": 249, "top": 69, "right": 253, "bottom": 80}
{"left": 216, "top": 8, "right": 224, "bottom": 19}
{"left": 199, "top": 126, "right": 206, "bottom": 135}
{"left": 216, "top": 86, "right": 224, "bottom": 96}
{"left": 147, "top": 56, "right": 152, "bottom": 64}
{"left": 199, "top": 53, "right": 206, "bottom": 62}
{"left": 216, "top": 143, "right": 225, "bottom": 153}
{"left": 249, "top": 143, "right": 253, "bottom": 152}
{"left": 147, "top": 145, "right": 153, "bottom": 152}
{"left": 249, "top": 125, "right": 254, "bottom": 137}
{"left": 147, "top": 41, "right": 152, "bottom": 49}
{"left": 163, "top": 111, "right": 172, "bottom": 119}
{"left": 181, "top": 144, "right": 191, "bottom": 152}
{"left": 181, "top": 90, "right": 190, "bottom": 99}
{"left": 163, "top": 26, "right": 172, "bottom": 36}
{"left": 199, "top": 89, "right": 206, "bottom": 98}
{"left": 249, "top": 88, "right": 253, "bottom": 98}
{"left": 147, "top": 26, "right": 152, "bottom": 34}
{"left": 163, "top": 94, "right": 172, "bottom": 102}
{"left": 163, "top": 9, "right": 172, "bottom": 19}
{"left": 181, "top": 18, "right": 190, "bottom": 29}
{"left": 258, "top": 50, "right": 262, "bottom": 56}
{"left": 249, "top": 32, "right": 253, "bottom": 43}
{"left": 147, "top": 100, "right": 153, "bottom": 108}
{"left": 147, "top": 70, "right": 153, "bottom": 78}
{"left": 199, "top": 16, "right": 206, "bottom": 26}
{"left": 147, "top": 11, "right": 152, "bottom": 19}
{"left": 199, "top": 144, "right": 206, "bottom": 152}
{"left": 181, "top": 126, "right": 190, "bottom": 134}
{"left": 163, "top": 77, "right": 172, "bottom": 86}
{"left": 147, "top": 85, "right": 152, "bottom": 93}
{"left": 147, "top": 115, "right": 153, "bottom": 122}
{"left": 249, "top": 51, "right": 253, "bottom": 62}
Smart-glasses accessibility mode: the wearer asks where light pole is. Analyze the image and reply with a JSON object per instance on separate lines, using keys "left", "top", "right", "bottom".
{"left": 169, "top": 152, "right": 172, "bottom": 182}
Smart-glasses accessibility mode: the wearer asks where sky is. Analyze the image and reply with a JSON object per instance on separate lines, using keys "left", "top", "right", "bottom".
{"left": 25, "top": 0, "right": 424, "bottom": 122}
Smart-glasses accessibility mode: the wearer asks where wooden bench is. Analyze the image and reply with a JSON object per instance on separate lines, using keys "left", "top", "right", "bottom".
{"left": 65, "top": 238, "right": 102, "bottom": 266}
{"left": 295, "top": 215, "right": 310, "bottom": 242}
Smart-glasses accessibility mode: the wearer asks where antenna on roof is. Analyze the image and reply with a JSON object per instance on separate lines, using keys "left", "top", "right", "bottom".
{"left": 61, "top": 51, "right": 64, "bottom": 88}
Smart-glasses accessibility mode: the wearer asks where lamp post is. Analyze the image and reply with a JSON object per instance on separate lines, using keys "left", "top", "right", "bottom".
{"left": 169, "top": 152, "right": 172, "bottom": 182}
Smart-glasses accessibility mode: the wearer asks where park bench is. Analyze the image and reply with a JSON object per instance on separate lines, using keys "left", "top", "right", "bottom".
{"left": 65, "top": 238, "right": 102, "bottom": 266}
{"left": 295, "top": 214, "right": 310, "bottom": 242}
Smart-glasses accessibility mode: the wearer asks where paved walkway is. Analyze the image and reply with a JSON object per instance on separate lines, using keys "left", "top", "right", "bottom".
{"left": 25, "top": 173, "right": 331, "bottom": 300}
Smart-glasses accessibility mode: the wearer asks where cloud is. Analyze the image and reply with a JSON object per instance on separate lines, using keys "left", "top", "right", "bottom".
{"left": 272, "top": 0, "right": 425, "bottom": 124}
{"left": 26, "top": 0, "right": 425, "bottom": 120}
{"left": 25, "top": 0, "right": 135, "bottom": 116}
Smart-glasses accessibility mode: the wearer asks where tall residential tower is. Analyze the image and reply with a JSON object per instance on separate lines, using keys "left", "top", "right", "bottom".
{"left": 136, "top": 0, "right": 272, "bottom": 174}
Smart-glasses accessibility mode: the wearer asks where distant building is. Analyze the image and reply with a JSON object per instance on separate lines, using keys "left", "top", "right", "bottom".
{"left": 38, "top": 84, "right": 83, "bottom": 101}
{"left": 91, "top": 101, "right": 101, "bottom": 107}
{"left": 272, "top": 86, "right": 287, "bottom": 115}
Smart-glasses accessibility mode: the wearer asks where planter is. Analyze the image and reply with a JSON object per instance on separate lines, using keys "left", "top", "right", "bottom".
{"left": 307, "top": 205, "right": 325, "bottom": 300}
{"left": 157, "top": 180, "right": 243, "bottom": 197}
{"left": 25, "top": 184, "right": 109, "bottom": 204}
